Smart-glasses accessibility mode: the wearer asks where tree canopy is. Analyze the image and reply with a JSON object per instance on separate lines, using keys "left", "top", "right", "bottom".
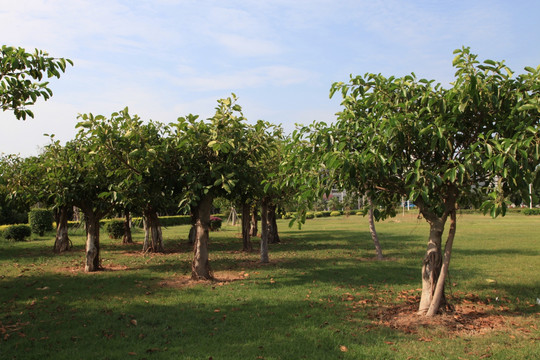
{"left": 1, "top": 45, "right": 72, "bottom": 120}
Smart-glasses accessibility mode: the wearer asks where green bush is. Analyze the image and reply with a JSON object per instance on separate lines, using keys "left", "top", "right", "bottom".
{"left": 306, "top": 212, "right": 314, "bottom": 219}
{"left": 210, "top": 216, "right": 222, "bottom": 231}
{"left": 321, "top": 211, "right": 331, "bottom": 217}
{"left": 330, "top": 211, "right": 341, "bottom": 217}
{"left": 3, "top": 224, "right": 31, "bottom": 241}
{"left": 28, "top": 209, "right": 53, "bottom": 236}
{"left": 106, "top": 219, "right": 125, "bottom": 239}
{"left": 314, "top": 211, "right": 324, "bottom": 218}
{"left": 523, "top": 208, "right": 540, "bottom": 215}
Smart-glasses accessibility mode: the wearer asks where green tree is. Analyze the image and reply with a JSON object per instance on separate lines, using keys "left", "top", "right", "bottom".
{"left": 324, "top": 47, "right": 539, "bottom": 316}
{"left": 76, "top": 108, "right": 174, "bottom": 253}
{"left": 1, "top": 45, "right": 72, "bottom": 119}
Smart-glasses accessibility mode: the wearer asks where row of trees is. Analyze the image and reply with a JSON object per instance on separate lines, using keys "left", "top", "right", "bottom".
{"left": 1, "top": 45, "right": 538, "bottom": 317}
{"left": 1, "top": 95, "right": 289, "bottom": 279}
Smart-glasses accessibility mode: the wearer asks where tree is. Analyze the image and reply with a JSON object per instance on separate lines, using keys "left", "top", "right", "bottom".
{"left": 324, "top": 47, "right": 539, "bottom": 316}
{"left": 76, "top": 108, "right": 174, "bottom": 253}
{"left": 1, "top": 45, "right": 72, "bottom": 120}
{"left": 169, "top": 95, "right": 261, "bottom": 279}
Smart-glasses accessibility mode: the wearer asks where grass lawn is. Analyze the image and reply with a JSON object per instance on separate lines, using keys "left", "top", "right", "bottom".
{"left": 0, "top": 213, "right": 539, "bottom": 359}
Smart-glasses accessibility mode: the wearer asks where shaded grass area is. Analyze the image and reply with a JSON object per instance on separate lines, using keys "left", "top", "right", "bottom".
{"left": 0, "top": 213, "right": 539, "bottom": 359}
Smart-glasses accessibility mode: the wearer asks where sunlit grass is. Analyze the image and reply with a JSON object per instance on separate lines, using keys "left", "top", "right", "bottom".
{"left": 0, "top": 213, "right": 538, "bottom": 359}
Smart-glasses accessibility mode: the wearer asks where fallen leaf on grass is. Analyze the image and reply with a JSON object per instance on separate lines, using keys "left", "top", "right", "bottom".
{"left": 130, "top": 319, "right": 138, "bottom": 326}
{"left": 128, "top": 352, "right": 137, "bottom": 356}
{"left": 340, "top": 345, "right": 348, "bottom": 352}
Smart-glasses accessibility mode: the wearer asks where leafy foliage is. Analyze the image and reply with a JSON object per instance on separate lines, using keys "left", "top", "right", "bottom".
{"left": 0, "top": 45, "right": 72, "bottom": 119}
{"left": 28, "top": 209, "right": 53, "bottom": 236}
{"left": 2, "top": 224, "right": 31, "bottom": 241}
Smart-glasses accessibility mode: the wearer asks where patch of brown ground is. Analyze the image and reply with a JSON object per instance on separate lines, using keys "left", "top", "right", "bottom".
{"left": 158, "top": 271, "right": 248, "bottom": 289}
{"left": 365, "top": 293, "right": 534, "bottom": 336}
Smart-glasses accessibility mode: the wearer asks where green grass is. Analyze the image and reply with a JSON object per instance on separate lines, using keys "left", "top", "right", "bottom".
{"left": 0, "top": 213, "right": 539, "bottom": 359}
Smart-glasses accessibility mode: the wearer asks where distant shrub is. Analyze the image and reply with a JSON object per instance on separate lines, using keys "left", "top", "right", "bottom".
{"left": 523, "top": 208, "right": 540, "bottom": 216}
{"left": 314, "top": 211, "right": 324, "bottom": 218}
{"left": 321, "top": 211, "right": 331, "bottom": 217}
{"left": 210, "top": 216, "right": 222, "bottom": 231}
{"left": 330, "top": 211, "right": 341, "bottom": 217}
{"left": 106, "top": 219, "right": 125, "bottom": 239}
{"left": 3, "top": 224, "right": 32, "bottom": 241}
{"left": 28, "top": 209, "right": 53, "bottom": 236}
{"left": 306, "top": 212, "right": 314, "bottom": 219}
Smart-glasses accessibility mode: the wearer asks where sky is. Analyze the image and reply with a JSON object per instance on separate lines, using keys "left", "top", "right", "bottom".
{"left": 1, "top": 0, "right": 539, "bottom": 156}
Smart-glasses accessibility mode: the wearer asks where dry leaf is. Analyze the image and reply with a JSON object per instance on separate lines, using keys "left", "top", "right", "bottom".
{"left": 130, "top": 319, "right": 138, "bottom": 326}
{"left": 340, "top": 345, "right": 348, "bottom": 352}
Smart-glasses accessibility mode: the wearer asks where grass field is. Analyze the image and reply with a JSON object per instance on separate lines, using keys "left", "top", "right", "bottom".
{"left": 1, "top": 213, "right": 539, "bottom": 359}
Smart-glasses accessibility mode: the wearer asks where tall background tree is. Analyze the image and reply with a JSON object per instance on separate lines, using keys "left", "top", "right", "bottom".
{"left": 1, "top": 45, "right": 72, "bottom": 120}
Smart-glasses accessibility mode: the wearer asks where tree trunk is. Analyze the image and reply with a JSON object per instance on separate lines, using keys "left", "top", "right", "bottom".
{"left": 268, "top": 204, "right": 280, "bottom": 244}
{"left": 367, "top": 197, "right": 384, "bottom": 260}
{"left": 250, "top": 205, "right": 258, "bottom": 237}
{"left": 192, "top": 195, "right": 213, "bottom": 280}
{"left": 241, "top": 202, "right": 253, "bottom": 252}
{"left": 260, "top": 197, "right": 270, "bottom": 263}
{"left": 53, "top": 206, "right": 71, "bottom": 253}
{"left": 142, "top": 207, "right": 164, "bottom": 253}
{"left": 188, "top": 206, "right": 198, "bottom": 245}
{"left": 427, "top": 209, "right": 457, "bottom": 316}
{"left": 84, "top": 210, "right": 101, "bottom": 272}
{"left": 418, "top": 217, "right": 445, "bottom": 314}
{"left": 122, "top": 210, "right": 133, "bottom": 244}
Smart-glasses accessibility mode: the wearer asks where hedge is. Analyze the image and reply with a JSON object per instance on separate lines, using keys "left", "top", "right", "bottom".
{"left": 523, "top": 208, "right": 540, "bottom": 216}
{"left": 2, "top": 224, "right": 31, "bottom": 241}
{"left": 28, "top": 209, "right": 53, "bottom": 236}
{"left": 106, "top": 220, "right": 125, "bottom": 239}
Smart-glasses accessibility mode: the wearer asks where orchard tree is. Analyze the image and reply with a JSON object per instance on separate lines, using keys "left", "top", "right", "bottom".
{"left": 323, "top": 47, "right": 539, "bottom": 316}
{"left": 76, "top": 108, "right": 173, "bottom": 253}
{"left": 169, "top": 95, "right": 260, "bottom": 279}
{"left": 1, "top": 45, "right": 72, "bottom": 119}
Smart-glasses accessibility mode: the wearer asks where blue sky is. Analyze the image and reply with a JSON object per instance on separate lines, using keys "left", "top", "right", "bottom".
{"left": 1, "top": 0, "right": 539, "bottom": 156}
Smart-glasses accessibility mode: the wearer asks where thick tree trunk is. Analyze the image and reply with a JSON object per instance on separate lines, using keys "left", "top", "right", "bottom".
{"left": 84, "top": 211, "right": 101, "bottom": 272}
{"left": 418, "top": 217, "right": 445, "bottom": 314}
{"left": 142, "top": 207, "right": 164, "bottom": 253}
{"left": 53, "top": 206, "right": 71, "bottom": 253}
{"left": 427, "top": 209, "right": 457, "bottom": 316}
{"left": 260, "top": 198, "right": 270, "bottom": 263}
{"left": 122, "top": 210, "right": 133, "bottom": 244}
{"left": 268, "top": 204, "right": 280, "bottom": 244}
{"left": 367, "top": 197, "right": 384, "bottom": 260}
{"left": 192, "top": 195, "right": 213, "bottom": 280}
{"left": 241, "top": 202, "right": 253, "bottom": 252}
{"left": 250, "top": 205, "right": 258, "bottom": 237}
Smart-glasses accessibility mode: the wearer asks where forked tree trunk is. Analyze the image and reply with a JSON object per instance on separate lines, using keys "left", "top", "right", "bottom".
{"left": 122, "top": 210, "right": 133, "bottom": 244}
{"left": 241, "top": 202, "right": 253, "bottom": 252}
{"left": 367, "top": 197, "right": 384, "bottom": 260}
{"left": 192, "top": 195, "right": 213, "bottom": 280}
{"left": 427, "top": 209, "right": 457, "bottom": 316}
{"left": 84, "top": 210, "right": 101, "bottom": 272}
{"left": 260, "top": 197, "right": 270, "bottom": 263}
{"left": 142, "top": 207, "right": 164, "bottom": 253}
{"left": 418, "top": 217, "right": 445, "bottom": 314}
{"left": 250, "top": 205, "right": 258, "bottom": 237}
{"left": 53, "top": 206, "right": 71, "bottom": 253}
{"left": 268, "top": 204, "right": 280, "bottom": 244}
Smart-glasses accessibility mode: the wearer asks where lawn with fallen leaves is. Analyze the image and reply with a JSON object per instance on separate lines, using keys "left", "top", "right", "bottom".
{"left": 0, "top": 212, "right": 539, "bottom": 359}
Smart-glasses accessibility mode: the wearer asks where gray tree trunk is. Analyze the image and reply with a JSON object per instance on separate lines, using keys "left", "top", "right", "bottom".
{"left": 250, "top": 205, "right": 258, "bottom": 237}
{"left": 188, "top": 206, "right": 198, "bottom": 245}
{"left": 192, "top": 195, "right": 213, "bottom": 280}
{"left": 142, "top": 207, "right": 164, "bottom": 253}
{"left": 367, "top": 197, "right": 384, "bottom": 260}
{"left": 241, "top": 202, "right": 253, "bottom": 252}
{"left": 122, "top": 210, "right": 133, "bottom": 244}
{"left": 268, "top": 204, "right": 280, "bottom": 244}
{"left": 84, "top": 210, "right": 101, "bottom": 272}
{"left": 427, "top": 209, "right": 457, "bottom": 316}
{"left": 260, "top": 197, "right": 270, "bottom": 263}
{"left": 53, "top": 206, "right": 71, "bottom": 253}
{"left": 418, "top": 217, "right": 445, "bottom": 314}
